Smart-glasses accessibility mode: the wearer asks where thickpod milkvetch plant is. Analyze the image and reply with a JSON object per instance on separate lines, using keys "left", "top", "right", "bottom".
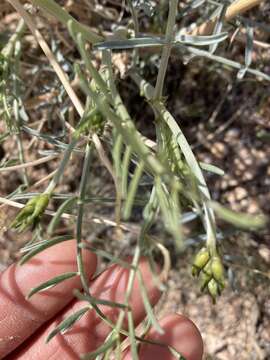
{"left": 1, "top": 0, "right": 268, "bottom": 358}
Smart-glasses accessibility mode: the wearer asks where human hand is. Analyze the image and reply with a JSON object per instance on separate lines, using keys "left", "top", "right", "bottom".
{"left": 0, "top": 240, "right": 203, "bottom": 359}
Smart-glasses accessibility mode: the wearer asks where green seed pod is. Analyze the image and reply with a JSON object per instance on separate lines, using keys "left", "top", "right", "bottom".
{"left": 11, "top": 193, "right": 50, "bottom": 232}
{"left": 208, "top": 278, "right": 219, "bottom": 304}
{"left": 211, "top": 256, "right": 225, "bottom": 284}
{"left": 192, "top": 247, "right": 210, "bottom": 277}
{"left": 34, "top": 194, "right": 50, "bottom": 214}
{"left": 199, "top": 261, "right": 212, "bottom": 291}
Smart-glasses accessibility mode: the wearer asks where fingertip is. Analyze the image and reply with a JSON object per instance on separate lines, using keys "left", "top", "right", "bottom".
{"left": 91, "top": 256, "right": 161, "bottom": 323}
{"left": 161, "top": 314, "right": 204, "bottom": 360}
{"left": 124, "top": 313, "right": 203, "bottom": 360}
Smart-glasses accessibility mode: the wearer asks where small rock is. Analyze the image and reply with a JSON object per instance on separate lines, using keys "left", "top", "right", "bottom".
{"left": 258, "top": 246, "right": 270, "bottom": 264}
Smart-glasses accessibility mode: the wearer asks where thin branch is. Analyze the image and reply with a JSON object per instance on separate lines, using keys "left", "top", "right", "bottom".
{"left": 31, "top": 169, "right": 57, "bottom": 188}
{"left": 0, "top": 196, "right": 133, "bottom": 231}
{"left": 0, "top": 154, "right": 58, "bottom": 173}
{"left": 154, "top": 0, "right": 178, "bottom": 99}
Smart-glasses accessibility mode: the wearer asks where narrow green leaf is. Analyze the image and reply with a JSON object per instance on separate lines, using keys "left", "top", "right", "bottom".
{"left": 200, "top": 162, "right": 225, "bottom": 176}
{"left": 209, "top": 3, "right": 229, "bottom": 54}
{"left": 121, "top": 146, "right": 132, "bottom": 197}
{"left": 94, "top": 37, "right": 165, "bottom": 50}
{"left": 94, "top": 33, "right": 228, "bottom": 50}
{"left": 140, "top": 186, "right": 159, "bottom": 242}
{"left": 175, "top": 32, "right": 228, "bottom": 46}
{"left": 155, "top": 179, "right": 172, "bottom": 224}
{"left": 237, "top": 23, "right": 254, "bottom": 79}
{"left": 137, "top": 270, "right": 164, "bottom": 334}
{"left": 74, "top": 290, "right": 128, "bottom": 310}
{"left": 46, "top": 307, "right": 89, "bottom": 343}
{"left": 79, "top": 244, "right": 132, "bottom": 269}
{"left": 155, "top": 178, "right": 181, "bottom": 245}
{"left": 171, "top": 181, "right": 182, "bottom": 247}
{"left": 183, "top": 45, "right": 270, "bottom": 82}
{"left": 128, "top": 310, "right": 139, "bottom": 360}
{"left": 123, "top": 160, "right": 145, "bottom": 220}
{"left": 112, "top": 133, "right": 123, "bottom": 178}
{"left": 19, "top": 235, "right": 73, "bottom": 265}
{"left": 245, "top": 24, "right": 254, "bottom": 69}
{"left": 27, "top": 272, "right": 78, "bottom": 299}
{"left": 210, "top": 201, "right": 267, "bottom": 230}
{"left": 47, "top": 197, "right": 76, "bottom": 235}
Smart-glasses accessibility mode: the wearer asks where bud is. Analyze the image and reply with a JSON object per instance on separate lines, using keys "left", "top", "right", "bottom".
{"left": 192, "top": 247, "right": 210, "bottom": 277}
{"left": 199, "top": 261, "right": 212, "bottom": 290}
{"left": 11, "top": 194, "right": 50, "bottom": 232}
{"left": 211, "top": 256, "right": 225, "bottom": 285}
{"left": 208, "top": 279, "right": 219, "bottom": 304}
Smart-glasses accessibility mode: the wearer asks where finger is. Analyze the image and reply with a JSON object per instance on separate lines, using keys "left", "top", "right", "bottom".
{"left": 0, "top": 240, "right": 97, "bottom": 358}
{"left": 124, "top": 314, "right": 203, "bottom": 360}
{"left": 8, "top": 258, "right": 161, "bottom": 359}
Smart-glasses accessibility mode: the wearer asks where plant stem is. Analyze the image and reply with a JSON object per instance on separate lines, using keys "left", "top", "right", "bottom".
{"left": 45, "top": 136, "right": 79, "bottom": 194}
{"left": 76, "top": 142, "right": 93, "bottom": 293}
{"left": 1, "top": 18, "right": 26, "bottom": 59}
{"left": 127, "top": 0, "right": 140, "bottom": 66}
{"left": 154, "top": 0, "right": 178, "bottom": 99}
{"left": 115, "top": 245, "right": 141, "bottom": 333}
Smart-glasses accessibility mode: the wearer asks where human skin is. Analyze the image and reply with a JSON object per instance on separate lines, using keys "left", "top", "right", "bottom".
{"left": 0, "top": 240, "right": 203, "bottom": 360}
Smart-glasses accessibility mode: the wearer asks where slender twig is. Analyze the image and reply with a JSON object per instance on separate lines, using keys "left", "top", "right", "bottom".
{"left": 0, "top": 196, "right": 133, "bottom": 231}
{"left": 76, "top": 142, "right": 93, "bottom": 293}
{"left": 154, "top": 0, "right": 178, "bottom": 99}
{"left": 127, "top": 0, "right": 140, "bottom": 66}
{"left": 45, "top": 137, "right": 79, "bottom": 194}
{"left": 31, "top": 170, "right": 57, "bottom": 188}
{"left": 115, "top": 246, "right": 141, "bottom": 338}
{"left": 0, "top": 154, "right": 58, "bottom": 173}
